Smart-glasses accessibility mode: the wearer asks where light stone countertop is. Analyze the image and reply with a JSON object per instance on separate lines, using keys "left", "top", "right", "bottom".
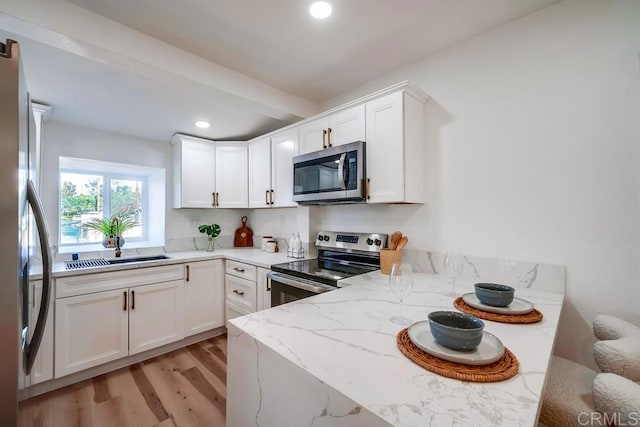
{"left": 229, "top": 270, "right": 565, "bottom": 426}
{"left": 31, "top": 248, "right": 303, "bottom": 279}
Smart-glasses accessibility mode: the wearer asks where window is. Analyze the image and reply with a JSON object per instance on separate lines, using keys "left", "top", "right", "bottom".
{"left": 59, "top": 157, "right": 165, "bottom": 251}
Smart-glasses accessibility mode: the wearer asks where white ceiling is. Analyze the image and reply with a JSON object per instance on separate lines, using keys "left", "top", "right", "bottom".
{"left": 1, "top": 0, "right": 560, "bottom": 142}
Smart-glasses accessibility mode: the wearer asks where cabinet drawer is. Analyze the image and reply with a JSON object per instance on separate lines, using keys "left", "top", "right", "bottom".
{"left": 56, "top": 264, "right": 185, "bottom": 298}
{"left": 225, "top": 274, "right": 256, "bottom": 312}
{"left": 226, "top": 302, "right": 250, "bottom": 327}
{"left": 225, "top": 260, "right": 257, "bottom": 282}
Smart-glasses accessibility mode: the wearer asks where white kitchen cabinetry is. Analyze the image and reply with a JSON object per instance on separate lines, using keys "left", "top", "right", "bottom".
{"left": 128, "top": 280, "right": 184, "bottom": 355}
{"left": 55, "top": 265, "right": 187, "bottom": 377}
{"left": 365, "top": 88, "right": 427, "bottom": 204}
{"left": 256, "top": 267, "right": 271, "bottom": 311}
{"left": 298, "top": 105, "right": 365, "bottom": 155}
{"left": 248, "top": 129, "right": 299, "bottom": 208}
{"left": 215, "top": 144, "right": 248, "bottom": 208}
{"left": 28, "top": 280, "right": 54, "bottom": 384}
{"left": 55, "top": 288, "right": 129, "bottom": 377}
{"left": 225, "top": 260, "right": 258, "bottom": 326}
{"left": 173, "top": 134, "right": 247, "bottom": 208}
{"left": 184, "top": 260, "right": 224, "bottom": 337}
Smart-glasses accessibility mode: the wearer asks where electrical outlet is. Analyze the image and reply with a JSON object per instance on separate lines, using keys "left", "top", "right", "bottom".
{"left": 190, "top": 218, "right": 200, "bottom": 228}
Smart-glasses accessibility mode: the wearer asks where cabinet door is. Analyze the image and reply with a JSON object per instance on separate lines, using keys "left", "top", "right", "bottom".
{"left": 365, "top": 91, "right": 405, "bottom": 203}
{"left": 256, "top": 267, "right": 271, "bottom": 311}
{"left": 271, "top": 129, "right": 299, "bottom": 207}
{"left": 248, "top": 138, "right": 272, "bottom": 208}
{"left": 298, "top": 117, "right": 328, "bottom": 155}
{"left": 129, "top": 280, "right": 185, "bottom": 355}
{"left": 184, "top": 260, "right": 224, "bottom": 337}
{"left": 29, "top": 281, "right": 54, "bottom": 384}
{"left": 215, "top": 144, "right": 248, "bottom": 208}
{"left": 177, "top": 138, "right": 216, "bottom": 208}
{"left": 55, "top": 289, "right": 128, "bottom": 377}
{"left": 327, "top": 105, "right": 365, "bottom": 148}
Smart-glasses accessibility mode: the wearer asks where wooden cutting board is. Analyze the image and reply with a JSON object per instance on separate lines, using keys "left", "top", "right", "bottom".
{"left": 234, "top": 216, "right": 254, "bottom": 247}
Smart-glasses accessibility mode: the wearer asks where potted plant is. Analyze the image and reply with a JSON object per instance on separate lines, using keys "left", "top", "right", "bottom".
{"left": 85, "top": 213, "right": 136, "bottom": 248}
{"left": 198, "top": 223, "right": 221, "bottom": 252}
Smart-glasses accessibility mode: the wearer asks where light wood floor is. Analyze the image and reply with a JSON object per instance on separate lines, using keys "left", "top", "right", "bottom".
{"left": 19, "top": 334, "right": 228, "bottom": 427}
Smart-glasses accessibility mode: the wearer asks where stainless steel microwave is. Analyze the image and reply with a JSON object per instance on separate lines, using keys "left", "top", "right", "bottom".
{"left": 292, "top": 141, "right": 365, "bottom": 204}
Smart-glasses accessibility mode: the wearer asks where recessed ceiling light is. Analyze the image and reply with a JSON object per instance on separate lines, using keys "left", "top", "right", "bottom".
{"left": 195, "top": 121, "right": 210, "bottom": 129}
{"left": 309, "top": 1, "right": 333, "bottom": 19}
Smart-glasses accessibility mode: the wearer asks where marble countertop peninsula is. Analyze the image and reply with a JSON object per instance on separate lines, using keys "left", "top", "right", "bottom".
{"left": 228, "top": 271, "right": 565, "bottom": 426}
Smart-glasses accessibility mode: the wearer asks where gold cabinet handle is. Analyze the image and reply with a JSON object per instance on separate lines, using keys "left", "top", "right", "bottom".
{"left": 327, "top": 127, "right": 332, "bottom": 147}
{"left": 365, "top": 178, "right": 371, "bottom": 200}
{"left": 212, "top": 192, "right": 215, "bottom": 206}
{"left": 216, "top": 192, "right": 219, "bottom": 206}
{"left": 131, "top": 290, "right": 135, "bottom": 310}
{"left": 265, "top": 190, "right": 269, "bottom": 206}
{"left": 123, "top": 291, "right": 127, "bottom": 311}
{"left": 270, "top": 189, "right": 274, "bottom": 205}
{"left": 186, "top": 264, "right": 190, "bottom": 282}
{"left": 322, "top": 129, "right": 327, "bottom": 149}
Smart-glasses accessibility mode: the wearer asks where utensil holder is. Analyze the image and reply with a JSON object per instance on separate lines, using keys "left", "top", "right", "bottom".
{"left": 380, "top": 249, "right": 402, "bottom": 275}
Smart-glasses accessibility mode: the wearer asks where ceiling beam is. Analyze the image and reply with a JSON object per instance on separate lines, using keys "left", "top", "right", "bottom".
{"left": 0, "top": 0, "right": 319, "bottom": 122}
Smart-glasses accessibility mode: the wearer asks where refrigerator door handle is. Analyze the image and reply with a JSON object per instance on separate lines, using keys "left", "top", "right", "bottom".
{"left": 25, "top": 179, "right": 52, "bottom": 375}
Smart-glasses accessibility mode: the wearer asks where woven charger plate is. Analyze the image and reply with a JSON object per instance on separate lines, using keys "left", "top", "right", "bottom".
{"left": 454, "top": 297, "right": 543, "bottom": 324}
{"left": 397, "top": 328, "right": 519, "bottom": 382}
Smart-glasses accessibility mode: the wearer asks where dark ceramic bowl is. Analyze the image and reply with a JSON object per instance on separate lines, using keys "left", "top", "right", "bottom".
{"left": 428, "top": 311, "right": 485, "bottom": 351}
{"left": 474, "top": 283, "right": 515, "bottom": 307}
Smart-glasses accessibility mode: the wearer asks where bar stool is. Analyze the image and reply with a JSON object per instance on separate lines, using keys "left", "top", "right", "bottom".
{"left": 539, "top": 315, "right": 640, "bottom": 426}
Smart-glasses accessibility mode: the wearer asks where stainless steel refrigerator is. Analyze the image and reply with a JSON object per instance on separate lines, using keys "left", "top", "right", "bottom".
{"left": 0, "top": 39, "right": 52, "bottom": 425}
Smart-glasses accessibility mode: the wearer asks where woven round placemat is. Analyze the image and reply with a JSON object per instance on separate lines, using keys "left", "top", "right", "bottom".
{"left": 454, "top": 297, "right": 543, "bottom": 324}
{"left": 397, "top": 328, "right": 519, "bottom": 382}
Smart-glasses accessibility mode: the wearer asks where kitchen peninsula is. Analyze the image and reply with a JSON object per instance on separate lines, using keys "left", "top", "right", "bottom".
{"left": 227, "top": 268, "right": 565, "bottom": 426}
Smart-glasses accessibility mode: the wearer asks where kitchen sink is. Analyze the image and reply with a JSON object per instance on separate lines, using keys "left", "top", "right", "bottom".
{"left": 65, "top": 255, "right": 171, "bottom": 270}
{"left": 107, "top": 255, "right": 171, "bottom": 264}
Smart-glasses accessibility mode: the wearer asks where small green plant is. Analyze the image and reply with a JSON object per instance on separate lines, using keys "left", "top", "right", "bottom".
{"left": 198, "top": 224, "right": 221, "bottom": 239}
{"left": 85, "top": 213, "right": 136, "bottom": 236}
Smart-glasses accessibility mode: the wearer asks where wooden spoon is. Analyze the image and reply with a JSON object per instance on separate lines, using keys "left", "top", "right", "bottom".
{"left": 395, "top": 236, "right": 408, "bottom": 251}
{"left": 390, "top": 231, "right": 402, "bottom": 250}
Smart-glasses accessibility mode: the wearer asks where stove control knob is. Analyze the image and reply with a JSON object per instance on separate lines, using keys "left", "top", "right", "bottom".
{"left": 323, "top": 235, "right": 330, "bottom": 241}
{"left": 317, "top": 233, "right": 323, "bottom": 242}
{"left": 374, "top": 239, "right": 382, "bottom": 246}
{"left": 366, "top": 238, "right": 374, "bottom": 246}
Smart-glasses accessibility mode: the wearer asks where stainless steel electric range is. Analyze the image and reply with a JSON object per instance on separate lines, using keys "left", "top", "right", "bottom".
{"left": 269, "top": 231, "right": 388, "bottom": 307}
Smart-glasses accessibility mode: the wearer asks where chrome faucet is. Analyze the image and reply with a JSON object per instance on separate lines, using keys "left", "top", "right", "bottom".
{"left": 112, "top": 218, "right": 122, "bottom": 258}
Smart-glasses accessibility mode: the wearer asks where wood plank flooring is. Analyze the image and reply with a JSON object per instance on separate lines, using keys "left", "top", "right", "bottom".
{"left": 19, "top": 334, "right": 228, "bottom": 427}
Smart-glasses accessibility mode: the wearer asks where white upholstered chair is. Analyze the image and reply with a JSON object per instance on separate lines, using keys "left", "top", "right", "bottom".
{"left": 539, "top": 315, "right": 640, "bottom": 426}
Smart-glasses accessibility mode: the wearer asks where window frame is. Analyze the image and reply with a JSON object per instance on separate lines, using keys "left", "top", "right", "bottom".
{"left": 58, "top": 167, "right": 149, "bottom": 247}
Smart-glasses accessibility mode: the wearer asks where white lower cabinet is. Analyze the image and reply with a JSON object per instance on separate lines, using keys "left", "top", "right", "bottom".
{"left": 128, "top": 280, "right": 184, "bottom": 355}
{"left": 29, "top": 280, "right": 54, "bottom": 384}
{"left": 256, "top": 267, "right": 271, "bottom": 311}
{"left": 55, "top": 267, "right": 189, "bottom": 378}
{"left": 55, "top": 288, "right": 129, "bottom": 377}
{"left": 184, "top": 260, "right": 224, "bottom": 336}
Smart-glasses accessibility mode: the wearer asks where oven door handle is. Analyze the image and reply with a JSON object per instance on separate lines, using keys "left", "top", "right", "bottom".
{"left": 267, "top": 271, "right": 335, "bottom": 294}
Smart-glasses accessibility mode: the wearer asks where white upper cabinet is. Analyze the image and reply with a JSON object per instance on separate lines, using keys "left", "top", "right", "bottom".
{"left": 215, "top": 144, "right": 248, "bottom": 208}
{"left": 365, "top": 88, "right": 427, "bottom": 204}
{"left": 248, "top": 138, "right": 272, "bottom": 208}
{"left": 173, "top": 136, "right": 216, "bottom": 208}
{"left": 270, "top": 128, "right": 299, "bottom": 207}
{"left": 248, "top": 130, "right": 299, "bottom": 208}
{"left": 298, "top": 105, "right": 365, "bottom": 155}
{"left": 173, "top": 134, "right": 248, "bottom": 208}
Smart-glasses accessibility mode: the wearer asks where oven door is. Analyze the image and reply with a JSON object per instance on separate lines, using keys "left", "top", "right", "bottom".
{"left": 268, "top": 271, "right": 336, "bottom": 307}
{"left": 293, "top": 141, "right": 365, "bottom": 204}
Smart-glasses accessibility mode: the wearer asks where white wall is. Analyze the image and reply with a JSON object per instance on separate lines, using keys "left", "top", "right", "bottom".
{"left": 318, "top": 0, "right": 640, "bottom": 366}
{"left": 41, "top": 122, "right": 246, "bottom": 252}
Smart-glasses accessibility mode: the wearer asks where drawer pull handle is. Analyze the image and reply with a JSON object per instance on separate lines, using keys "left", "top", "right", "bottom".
{"left": 123, "top": 291, "right": 127, "bottom": 311}
{"left": 233, "top": 267, "right": 245, "bottom": 273}
{"left": 233, "top": 289, "right": 245, "bottom": 296}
